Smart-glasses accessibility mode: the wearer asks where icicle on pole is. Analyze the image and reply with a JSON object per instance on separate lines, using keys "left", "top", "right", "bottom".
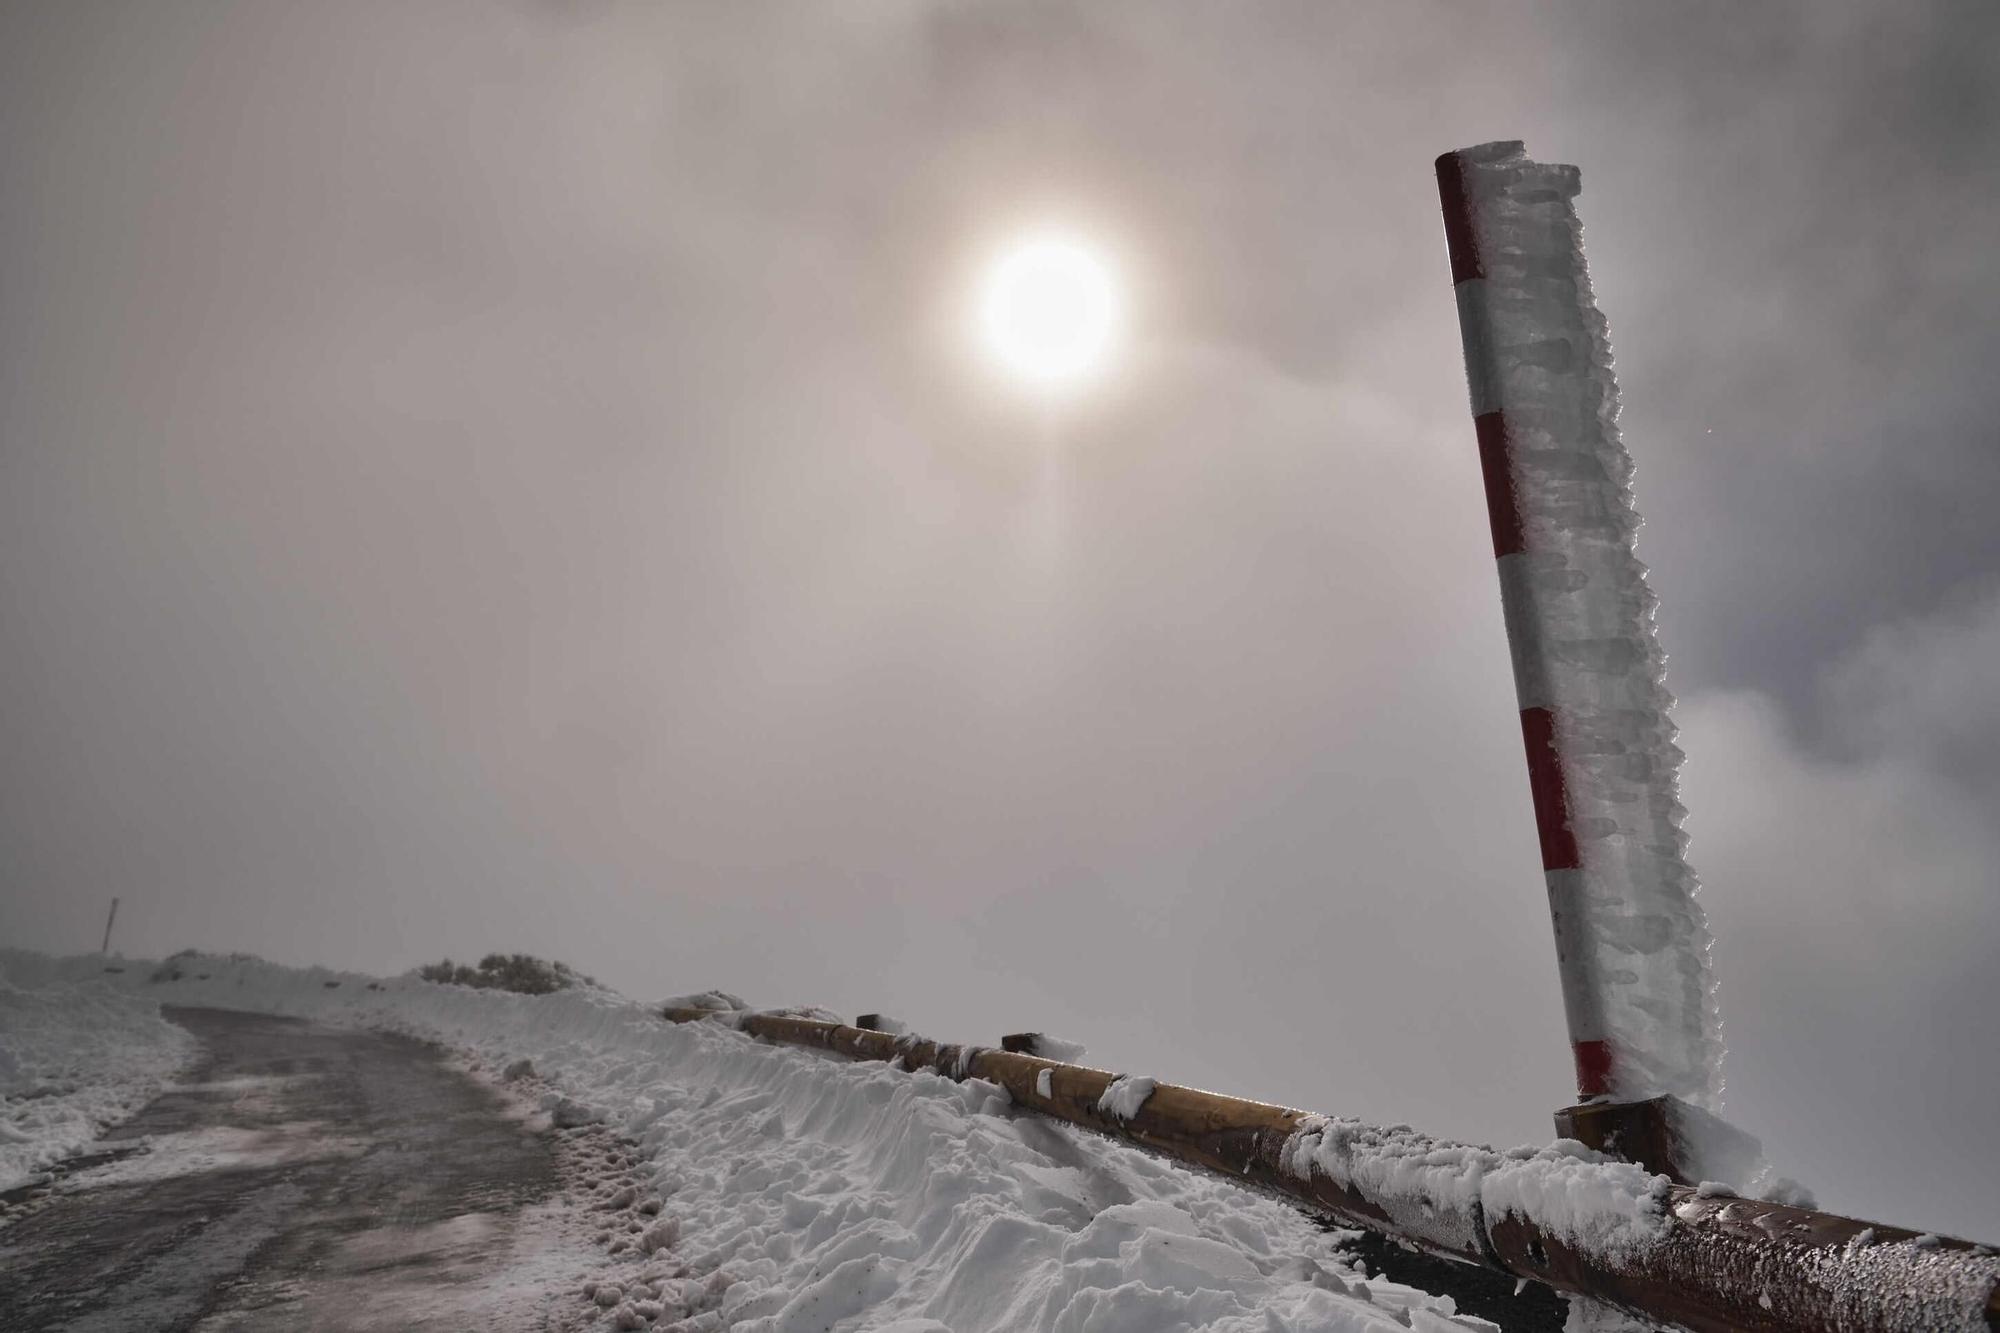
{"left": 1435, "top": 142, "right": 1722, "bottom": 1108}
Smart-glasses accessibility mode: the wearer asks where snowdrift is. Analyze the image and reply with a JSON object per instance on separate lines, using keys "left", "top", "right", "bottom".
{"left": 0, "top": 958, "right": 197, "bottom": 1187}
{"left": 1, "top": 950, "right": 1560, "bottom": 1331}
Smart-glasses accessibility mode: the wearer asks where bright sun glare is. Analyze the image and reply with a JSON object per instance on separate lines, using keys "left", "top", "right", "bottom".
{"left": 979, "top": 233, "right": 1120, "bottom": 390}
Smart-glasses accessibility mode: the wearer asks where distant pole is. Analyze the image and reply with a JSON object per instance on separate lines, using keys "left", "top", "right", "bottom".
{"left": 101, "top": 896, "right": 120, "bottom": 954}
{"left": 1434, "top": 142, "right": 1721, "bottom": 1112}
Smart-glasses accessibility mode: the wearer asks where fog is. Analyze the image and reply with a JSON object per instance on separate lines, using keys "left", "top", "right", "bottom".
{"left": 3, "top": 1, "right": 1995, "bottom": 1240}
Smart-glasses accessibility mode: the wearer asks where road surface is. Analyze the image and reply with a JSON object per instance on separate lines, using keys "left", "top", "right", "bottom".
{"left": 0, "top": 1006, "right": 594, "bottom": 1331}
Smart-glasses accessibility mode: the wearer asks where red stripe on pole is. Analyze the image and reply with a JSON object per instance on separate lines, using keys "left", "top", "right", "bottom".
{"left": 1571, "top": 1039, "right": 1613, "bottom": 1098}
{"left": 1434, "top": 152, "right": 1483, "bottom": 285}
{"left": 1473, "top": 412, "right": 1525, "bottom": 558}
{"left": 1519, "top": 707, "right": 1580, "bottom": 871}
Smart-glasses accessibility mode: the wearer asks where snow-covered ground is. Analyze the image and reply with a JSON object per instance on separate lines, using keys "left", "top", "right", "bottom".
{"left": 0, "top": 956, "right": 197, "bottom": 1188}
{"left": 0, "top": 949, "right": 1576, "bottom": 1331}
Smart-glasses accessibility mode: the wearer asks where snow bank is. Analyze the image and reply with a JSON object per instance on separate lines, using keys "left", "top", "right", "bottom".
{"left": 8, "top": 950, "right": 1517, "bottom": 1331}
{"left": 0, "top": 955, "right": 197, "bottom": 1189}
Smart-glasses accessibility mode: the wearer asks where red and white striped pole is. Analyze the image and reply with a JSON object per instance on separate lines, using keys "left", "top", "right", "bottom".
{"left": 1434, "top": 142, "right": 1722, "bottom": 1111}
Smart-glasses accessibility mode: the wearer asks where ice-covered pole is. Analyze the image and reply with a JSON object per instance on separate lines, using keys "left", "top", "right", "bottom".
{"left": 1435, "top": 142, "right": 1722, "bottom": 1108}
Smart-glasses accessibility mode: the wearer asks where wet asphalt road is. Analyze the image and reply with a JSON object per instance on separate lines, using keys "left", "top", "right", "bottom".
{"left": 0, "top": 1006, "right": 579, "bottom": 1332}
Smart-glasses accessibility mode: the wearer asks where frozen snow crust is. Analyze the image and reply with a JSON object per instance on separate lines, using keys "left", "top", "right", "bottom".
{"left": 1, "top": 951, "right": 1542, "bottom": 1331}
{"left": 1450, "top": 140, "right": 1723, "bottom": 1107}
{"left": 0, "top": 955, "right": 198, "bottom": 1189}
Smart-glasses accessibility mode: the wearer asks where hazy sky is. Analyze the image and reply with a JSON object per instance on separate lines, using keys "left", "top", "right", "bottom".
{"left": 4, "top": 1, "right": 1996, "bottom": 1240}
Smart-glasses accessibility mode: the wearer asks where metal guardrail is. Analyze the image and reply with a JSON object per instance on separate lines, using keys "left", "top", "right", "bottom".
{"left": 662, "top": 1006, "right": 2000, "bottom": 1333}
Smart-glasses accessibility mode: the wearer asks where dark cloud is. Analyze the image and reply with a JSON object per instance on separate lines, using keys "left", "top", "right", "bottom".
{"left": 3, "top": 0, "right": 1994, "bottom": 1239}
{"left": 1542, "top": 0, "right": 2000, "bottom": 705}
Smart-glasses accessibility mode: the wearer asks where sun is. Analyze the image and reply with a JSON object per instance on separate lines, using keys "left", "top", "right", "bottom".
{"left": 978, "top": 233, "right": 1121, "bottom": 390}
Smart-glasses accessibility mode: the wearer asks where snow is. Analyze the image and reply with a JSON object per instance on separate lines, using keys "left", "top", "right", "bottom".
{"left": 0, "top": 957, "right": 197, "bottom": 1189}
{"left": 1562, "top": 1295, "right": 1660, "bottom": 1332}
{"left": 1280, "top": 1116, "right": 1669, "bottom": 1261}
{"left": 1095, "top": 1074, "right": 1156, "bottom": 1122}
{"left": 5, "top": 950, "right": 1518, "bottom": 1332}
{"left": 663, "top": 990, "right": 751, "bottom": 1015}
{"left": 53, "top": 1116, "right": 370, "bottom": 1188}
{"left": 1448, "top": 140, "right": 1723, "bottom": 1108}
{"left": 1020, "top": 1033, "right": 1089, "bottom": 1064}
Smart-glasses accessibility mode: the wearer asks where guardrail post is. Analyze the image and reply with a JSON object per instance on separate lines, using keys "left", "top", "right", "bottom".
{"left": 1553, "top": 1095, "right": 1685, "bottom": 1183}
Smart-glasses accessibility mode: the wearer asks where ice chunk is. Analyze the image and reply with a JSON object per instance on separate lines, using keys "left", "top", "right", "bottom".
{"left": 1095, "top": 1075, "right": 1156, "bottom": 1122}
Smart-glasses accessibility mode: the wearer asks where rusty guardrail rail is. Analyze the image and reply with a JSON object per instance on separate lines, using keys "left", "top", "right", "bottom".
{"left": 662, "top": 1006, "right": 1998, "bottom": 1333}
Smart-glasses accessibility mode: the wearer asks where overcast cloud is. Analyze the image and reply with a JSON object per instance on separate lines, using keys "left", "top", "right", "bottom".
{"left": 3, "top": 1, "right": 1995, "bottom": 1240}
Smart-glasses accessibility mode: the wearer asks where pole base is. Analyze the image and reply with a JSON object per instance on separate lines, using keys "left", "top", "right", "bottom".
{"left": 1553, "top": 1095, "right": 1692, "bottom": 1184}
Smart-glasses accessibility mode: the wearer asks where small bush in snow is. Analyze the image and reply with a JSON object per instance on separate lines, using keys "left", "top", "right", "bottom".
{"left": 416, "top": 953, "right": 589, "bottom": 996}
